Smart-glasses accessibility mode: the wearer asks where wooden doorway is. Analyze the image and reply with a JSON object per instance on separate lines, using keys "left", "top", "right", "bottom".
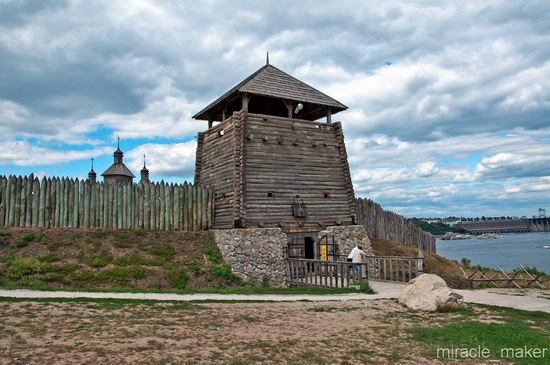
{"left": 304, "top": 237, "right": 315, "bottom": 259}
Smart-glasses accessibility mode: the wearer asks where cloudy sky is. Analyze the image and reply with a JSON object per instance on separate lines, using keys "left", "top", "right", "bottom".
{"left": 1, "top": 0, "right": 549, "bottom": 218}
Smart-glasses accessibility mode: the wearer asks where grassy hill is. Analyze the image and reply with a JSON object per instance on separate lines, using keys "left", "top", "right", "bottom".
{"left": 370, "top": 238, "right": 469, "bottom": 288}
{"left": 0, "top": 228, "right": 241, "bottom": 291}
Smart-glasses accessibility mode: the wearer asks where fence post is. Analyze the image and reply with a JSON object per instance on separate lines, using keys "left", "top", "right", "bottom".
{"left": 0, "top": 177, "right": 5, "bottom": 227}
{"left": 417, "top": 250, "right": 424, "bottom": 276}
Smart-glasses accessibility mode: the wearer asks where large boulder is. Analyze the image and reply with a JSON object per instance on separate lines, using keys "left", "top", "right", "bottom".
{"left": 398, "top": 274, "right": 463, "bottom": 311}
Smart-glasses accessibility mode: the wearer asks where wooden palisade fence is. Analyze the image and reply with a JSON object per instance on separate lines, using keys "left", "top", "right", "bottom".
{"left": 356, "top": 198, "right": 436, "bottom": 253}
{"left": 0, "top": 175, "right": 213, "bottom": 231}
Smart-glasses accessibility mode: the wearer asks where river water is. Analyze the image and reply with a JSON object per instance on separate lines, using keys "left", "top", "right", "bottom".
{"left": 436, "top": 232, "right": 550, "bottom": 273}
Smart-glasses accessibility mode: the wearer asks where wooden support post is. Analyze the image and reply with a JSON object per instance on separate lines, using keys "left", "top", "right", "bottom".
{"left": 73, "top": 179, "right": 80, "bottom": 228}
{"left": 31, "top": 177, "right": 39, "bottom": 228}
{"left": 283, "top": 99, "right": 293, "bottom": 118}
{"left": 0, "top": 177, "right": 6, "bottom": 227}
{"left": 14, "top": 176, "right": 21, "bottom": 227}
{"left": 326, "top": 107, "right": 332, "bottom": 124}
{"left": 25, "top": 174, "right": 33, "bottom": 227}
{"left": 417, "top": 250, "right": 424, "bottom": 274}
{"left": 242, "top": 93, "right": 249, "bottom": 112}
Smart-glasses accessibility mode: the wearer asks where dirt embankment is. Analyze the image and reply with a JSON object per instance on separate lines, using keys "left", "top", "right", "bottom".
{"left": 370, "top": 238, "right": 470, "bottom": 288}
{"left": 0, "top": 228, "right": 241, "bottom": 291}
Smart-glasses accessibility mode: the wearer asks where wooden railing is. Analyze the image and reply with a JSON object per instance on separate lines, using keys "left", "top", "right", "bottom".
{"left": 286, "top": 258, "right": 362, "bottom": 288}
{"left": 286, "top": 255, "right": 424, "bottom": 287}
{"left": 365, "top": 256, "right": 423, "bottom": 282}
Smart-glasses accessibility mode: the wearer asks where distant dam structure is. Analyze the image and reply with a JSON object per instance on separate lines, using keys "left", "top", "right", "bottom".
{"left": 528, "top": 217, "right": 550, "bottom": 232}
{"left": 455, "top": 218, "right": 550, "bottom": 235}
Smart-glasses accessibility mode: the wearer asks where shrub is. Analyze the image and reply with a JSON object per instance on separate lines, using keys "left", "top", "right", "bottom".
{"left": 44, "top": 263, "right": 80, "bottom": 274}
{"left": 206, "top": 241, "right": 222, "bottom": 264}
{"left": 129, "top": 266, "right": 147, "bottom": 280}
{"left": 0, "top": 231, "right": 11, "bottom": 246}
{"left": 95, "top": 268, "right": 130, "bottom": 285}
{"left": 9, "top": 258, "right": 43, "bottom": 279}
{"left": 165, "top": 267, "right": 189, "bottom": 289}
{"left": 114, "top": 231, "right": 133, "bottom": 248}
{"left": 83, "top": 250, "right": 112, "bottom": 268}
{"left": 513, "top": 266, "right": 546, "bottom": 276}
{"left": 114, "top": 255, "right": 163, "bottom": 266}
{"left": 358, "top": 281, "right": 374, "bottom": 294}
{"left": 149, "top": 243, "right": 175, "bottom": 261}
{"left": 211, "top": 263, "right": 241, "bottom": 283}
{"left": 186, "top": 259, "right": 205, "bottom": 275}
{"left": 15, "top": 241, "right": 28, "bottom": 249}
{"left": 38, "top": 253, "right": 60, "bottom": 263}
{"left": 0, "top": 252, "right": 15, "bottom": 263}
{"left": 22, "top": 234, "right": 36, "bottom": 242}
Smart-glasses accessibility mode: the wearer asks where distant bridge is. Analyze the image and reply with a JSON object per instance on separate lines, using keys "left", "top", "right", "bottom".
{"left": 455, "top": 218, "right": 550, "bottom": 234}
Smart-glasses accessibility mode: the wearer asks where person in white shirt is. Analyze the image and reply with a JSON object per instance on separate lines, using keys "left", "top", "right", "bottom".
{"left": 351, "top": 245, "right": 368, "bottom": 279}
{"left": 347, "top": 246, "right": 358, "bottom": 262}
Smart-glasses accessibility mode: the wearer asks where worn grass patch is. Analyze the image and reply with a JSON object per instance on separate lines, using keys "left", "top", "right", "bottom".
{"left": 409, "top": 306, "right": 550, "bottom": 365}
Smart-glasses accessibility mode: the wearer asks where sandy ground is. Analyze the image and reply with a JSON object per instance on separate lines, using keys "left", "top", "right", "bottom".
{"left": 0, "top": 298, "right": 484, "bottom": 365}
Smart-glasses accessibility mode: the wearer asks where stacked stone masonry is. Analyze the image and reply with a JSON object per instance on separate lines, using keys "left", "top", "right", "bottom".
{"left": 214, "top": 225, "right": 374, "bottom": 287}
{"left": 320, "top": 225, "right": 374, "bottom": 258}
{"left": 213, "top": 228, "right": 288, "bottom": 286}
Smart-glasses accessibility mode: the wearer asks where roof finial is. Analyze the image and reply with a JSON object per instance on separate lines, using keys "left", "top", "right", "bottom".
{"left": 143, "top": 154, "right": 146, "bottom": 168}
{"left": 91, "top": 157, "right": 94, "bottom": 170}
{"left": 266, "top": 52, "right": 269, "bottom": 65}
{"left": 117, "top": 136, "right": 120, "bottom": 149}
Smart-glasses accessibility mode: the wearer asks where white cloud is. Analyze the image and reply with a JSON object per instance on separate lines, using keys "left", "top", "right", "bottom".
{"left": 125, "top": 141, "right": 197, "bottom": 179}
{"left": 0, "top": 139, "right": 111, "bottom": 166}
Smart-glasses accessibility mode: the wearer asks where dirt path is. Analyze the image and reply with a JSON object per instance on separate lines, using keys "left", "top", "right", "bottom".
{"left": 0, "top": 281, "right": 548, "bottom": 312}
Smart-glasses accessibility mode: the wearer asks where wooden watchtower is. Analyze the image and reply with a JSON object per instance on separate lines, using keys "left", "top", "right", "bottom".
{"left": 194, "top": 60, "right": 357, "bottom": 245}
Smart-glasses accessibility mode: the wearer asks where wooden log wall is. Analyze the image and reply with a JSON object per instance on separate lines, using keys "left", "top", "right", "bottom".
{"left": 195, "top": 111, "right": 243, "bottom": 228}
{"left": 0, "top": 175, "right": 214, "bottom": 231}
{"left": 243, "top": 114, "right": 355, "bottom": 232}
{"left": 356, "top": 198, "right": 436, "bottom": 253}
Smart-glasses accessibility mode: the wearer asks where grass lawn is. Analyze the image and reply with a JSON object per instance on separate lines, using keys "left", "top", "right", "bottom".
{"left": 409, "top": 305, "right": 550, "bottom": 364}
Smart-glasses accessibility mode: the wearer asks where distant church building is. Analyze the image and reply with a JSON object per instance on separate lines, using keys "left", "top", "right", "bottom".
{"left": 140, "top": 155, "right": 150, "bottom": 184}
{"left": 88, "top": 158, "right": 97, "bottom": 183}
{"left": 101, "top": 138, "right": 136, "bottom": 184}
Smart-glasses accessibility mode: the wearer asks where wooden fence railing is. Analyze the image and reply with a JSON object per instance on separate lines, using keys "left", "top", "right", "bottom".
{"left": 365, "top": 256, "right": 423, "bottom": 282}
{"left": 0, "top": 174, "right": 213, "bottom": 231}
{"left": 286, "top": 255, "right": 424, "bottom": 287}
{"left": 460, "top": 264, "right": 547, "bottom": 289}
{"left": 286, "top": 258, "right": 359, "bottom": 288}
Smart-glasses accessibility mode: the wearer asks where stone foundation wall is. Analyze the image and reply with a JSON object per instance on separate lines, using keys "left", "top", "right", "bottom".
{"left": 213, "top": 228, "right": 287, "bottom": 286}
{"left": 320, "top": 225, "right": 374, "bottom": 258}
{"left": 214, "top": 225, "right": 374, "bottom": 287}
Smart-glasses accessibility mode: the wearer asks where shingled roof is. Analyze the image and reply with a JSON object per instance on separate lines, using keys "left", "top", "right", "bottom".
{"left": 101, "top": 163, "right": 135, "bottom": 178}
{"left": 193, "top": 64, "right": 347, "bottom": 121}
